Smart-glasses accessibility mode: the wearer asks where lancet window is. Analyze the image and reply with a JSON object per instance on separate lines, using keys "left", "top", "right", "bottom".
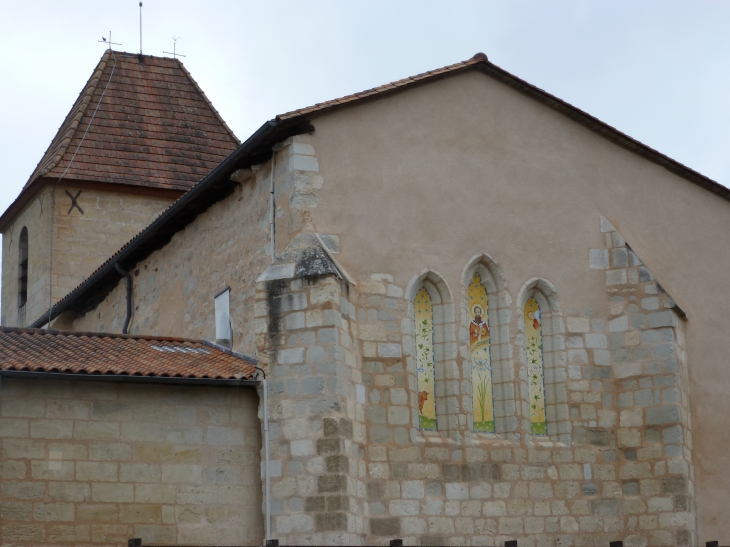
{"left": 524, "top": 297, "right": 547, "bottom": 435}
{"left": 468, "top": 272, "right": 494, "bottom": 433}
{"left": 414, "top": 288, "right": 437, "bottom": 430}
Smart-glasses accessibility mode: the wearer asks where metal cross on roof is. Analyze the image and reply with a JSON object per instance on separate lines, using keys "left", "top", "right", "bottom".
{"left": 163, "top": 36, "right": 186, "bottom": 59}
{"left": 98, "top": 31, "right": 121, "bottom": 50}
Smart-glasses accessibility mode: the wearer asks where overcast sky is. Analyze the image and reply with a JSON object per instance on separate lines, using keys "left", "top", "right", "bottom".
{"left": 1, "top": 1, "right": 729, "bottom": 220}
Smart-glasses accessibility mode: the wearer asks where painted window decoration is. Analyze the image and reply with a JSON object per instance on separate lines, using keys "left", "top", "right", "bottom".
{"left": 414, "top": 288, "right": 437, "bottom": 430}
{"left": 525, "top": 297, "right": 547, "bottom": 435}
{"left": 469, "top": 273, "right": 494, "bottom": 433}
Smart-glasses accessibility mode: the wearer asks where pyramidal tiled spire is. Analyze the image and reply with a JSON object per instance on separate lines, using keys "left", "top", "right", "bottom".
{"left": 25, "top": 49, "right": 240, "bottom": 192}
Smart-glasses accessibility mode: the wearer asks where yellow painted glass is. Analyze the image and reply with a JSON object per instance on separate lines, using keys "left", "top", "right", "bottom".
{"left": 468, "top": 273, "right": 494, "bottom": 433}
{"left": 414, "top": 288, "right": 437, "bottom": 430}
{"left": 525, "top": 298, "right": 547, "bottom": 435}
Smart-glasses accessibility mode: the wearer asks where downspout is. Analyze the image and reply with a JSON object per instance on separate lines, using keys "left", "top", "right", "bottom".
{"left": 262, "top": 377, "right": 271, "bottom": 541}
{"left": 269, "top": 152, "right": 276, "bottom": 264}
{"left": 114, "top": 263, "right": 132, "bottom": 334}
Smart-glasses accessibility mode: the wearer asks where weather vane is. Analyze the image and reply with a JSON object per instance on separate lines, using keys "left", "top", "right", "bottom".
{"left": 139, "top": 2, "right": 143, "bottom": 55}
{"left": 98, "top": 32, "right": 122, "bottom": 50}
{"left": 164, "top": 36, "right": 186, "bottom": 59}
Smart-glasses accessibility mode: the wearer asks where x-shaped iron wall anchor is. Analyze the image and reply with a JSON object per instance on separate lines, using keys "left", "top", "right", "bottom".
{"left": 65, "top": 190, "right": 84, "bottom": 215}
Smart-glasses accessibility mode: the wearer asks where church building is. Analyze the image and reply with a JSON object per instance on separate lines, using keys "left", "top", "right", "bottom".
{"left": 1, "top": 50, "right": 729, "bottom": 547}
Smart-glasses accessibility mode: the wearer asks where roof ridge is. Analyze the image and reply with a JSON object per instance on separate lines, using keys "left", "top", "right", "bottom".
{"left": 25, "top": 50, "right": 112, "bottom": 186}
{"left": 175, "top": 58, "right": 240, "bottom": 146}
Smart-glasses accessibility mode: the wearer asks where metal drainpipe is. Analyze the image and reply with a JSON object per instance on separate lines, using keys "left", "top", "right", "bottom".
{"left": 262, "top": 377, "right": 271, "bottom": 541}
{"left": 114, "top": 263, "right": 132, "bottom": 334}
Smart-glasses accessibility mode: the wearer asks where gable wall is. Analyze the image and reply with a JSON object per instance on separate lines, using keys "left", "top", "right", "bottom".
{"left": 302, "top": 70, "right": 730, "bottom": 542}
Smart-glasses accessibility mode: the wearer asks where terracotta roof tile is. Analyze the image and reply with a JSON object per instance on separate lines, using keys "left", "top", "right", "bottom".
{"left": 0, "top": 327, "right": 257, "bottom": 381}
{"left": 25, "top": 50, "right": 239, "bottom": 191}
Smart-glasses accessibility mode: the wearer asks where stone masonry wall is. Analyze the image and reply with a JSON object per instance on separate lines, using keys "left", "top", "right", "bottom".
{"left": 69, "top": 135, "right": 318, "bottom": 354}
{"left": 0, "top": 377, "right": 262, "bottom": 546}
{"left": 260, "top": 218, "right": 694, "bottom": 546}
{"left": 2, "top": 187, "right": 52, "bottom": 328}
{"left": 2, "top": 184, "right": 174, "bottom": 328}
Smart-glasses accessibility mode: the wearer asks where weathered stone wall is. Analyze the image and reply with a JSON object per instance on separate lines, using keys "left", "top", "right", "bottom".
{"left": 2, "top": 187, "right": 52, "bottom": 328}
{"left": 2, "top": 183, "right": 174, "bottom": 328}
{"left": 69, "top": 136, "right": 321, "bottom": 355}
{"left": 254, "top": 273, "right": 367, "bottom": 545}
{"left": 0, "top": 377, "right": 262, "bottom": 546}
{"left": 257, "top": 218, "right": 694, "bottom": 546}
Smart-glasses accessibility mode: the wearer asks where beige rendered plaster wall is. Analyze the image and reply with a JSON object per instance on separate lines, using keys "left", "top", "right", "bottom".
{"left": 0, "top": 377, "right": 262, "bottom": 546}
{"left": 1, "top": 183, "right": 174, "bottom": 328}
{"left": 301, "top": 71, "right": 730, "bottom": 541}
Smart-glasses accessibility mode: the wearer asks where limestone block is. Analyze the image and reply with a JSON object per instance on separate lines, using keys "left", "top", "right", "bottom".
{"left": 445, "top": 483, "right": 469, "bottom": 500}
{"left": 278, "top": 348, "right": 304, "bottom": 365}
{"left": 377, "top": 343, "right": 402, "bottom": 358}
{"left": 589, "top": 249, "right": 608, "bottom": 269}
{"left": 2, "top": 399, "right": 45, "bottom": 418}
{"left": 606, "top": 269, "right": 628, "bottom": 286}
{"left": 92, "top": 483, "right": 134, "bottom": 503}
{"left": 390, "top": 499, "right": 419, "bottom": 516}
{"left": 76, "top": 461, "right": 119, "bottom": 481}
{"left": 646, "top": 405, "right": 680, "bottom": 425}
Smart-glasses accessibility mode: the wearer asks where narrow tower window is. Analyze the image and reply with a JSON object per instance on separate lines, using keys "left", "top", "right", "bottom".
{"left": 525, "top": 297, "right": 547, "bottom": 435}
{"left": 215, "top": 288, "right": 231, "bottom": 348}
{"left": 469, "top": 272, "right": 495, "bottom": 433}
{"left": 414, "top": 287, "right": 437, "bottom": 430}
{"left": 18, "top": 227, "right": 28, "bottom": 309}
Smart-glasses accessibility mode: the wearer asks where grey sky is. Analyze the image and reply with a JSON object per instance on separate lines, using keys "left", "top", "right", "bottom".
{"left": 1, "top": 0, "right": 729, "bottom": 217}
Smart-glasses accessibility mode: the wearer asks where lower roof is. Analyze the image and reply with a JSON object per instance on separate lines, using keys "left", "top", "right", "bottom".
{"left": 0, "top": 327, "right": 258, "bottom": 383}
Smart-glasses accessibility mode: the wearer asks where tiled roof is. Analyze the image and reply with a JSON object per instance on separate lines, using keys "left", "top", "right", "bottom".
{"left": 0, "top": 327, "right": 257, "bottom": 381}
{"left": 276, "top": 56, "right": 481, "bottom": 121}
{"left": 26, "top": 50, "right": 239, "bottom": 192}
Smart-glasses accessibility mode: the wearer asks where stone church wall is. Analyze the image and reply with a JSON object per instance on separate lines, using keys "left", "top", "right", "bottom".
{"left": 2, "top": 184, "right": 174, "bottom": 328}
{"left": 257, "top": 218, "right": 693, "bottom": 546}
{"left": 0, "top": 377, "right": 262, "bottom": 546}
{"left": 69, "top": 136, "right": 317, "bottom": 357}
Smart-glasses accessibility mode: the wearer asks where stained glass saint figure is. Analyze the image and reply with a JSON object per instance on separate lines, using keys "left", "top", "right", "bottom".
{"left": 469, "top": 273, "right": 494, "bottom": 433}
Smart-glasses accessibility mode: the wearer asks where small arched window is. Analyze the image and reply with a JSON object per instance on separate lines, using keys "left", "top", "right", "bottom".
{"left": 18, "top": 227, "right": 28, "bottom": 309}
{"left": 414, "top": 287, "right": 437, "bottom": 430}
{"left": 524, "top": 297, "right": 547, "bottom": 435}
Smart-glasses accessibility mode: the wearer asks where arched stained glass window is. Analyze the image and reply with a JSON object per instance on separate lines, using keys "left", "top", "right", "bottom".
{"left": 525, "top": 297, "right": 547, "bottom": 435}
{"left": 468, "top": 272, "right": 494, "bottom": 433}
{"left": 414, "top": 288, "right": 437, "bottom": 430}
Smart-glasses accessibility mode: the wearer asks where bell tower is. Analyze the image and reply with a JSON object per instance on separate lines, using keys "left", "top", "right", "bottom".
{"left": 1, "top": 49, "right": 239, "bottom": 327}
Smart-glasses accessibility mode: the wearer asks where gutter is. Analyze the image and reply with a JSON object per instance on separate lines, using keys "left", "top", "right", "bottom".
{"left": 0, "top": 370, "right": 260, "bottom": 387}
{"left": 29, "top": 119, "right": 288, "bottom": 328}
